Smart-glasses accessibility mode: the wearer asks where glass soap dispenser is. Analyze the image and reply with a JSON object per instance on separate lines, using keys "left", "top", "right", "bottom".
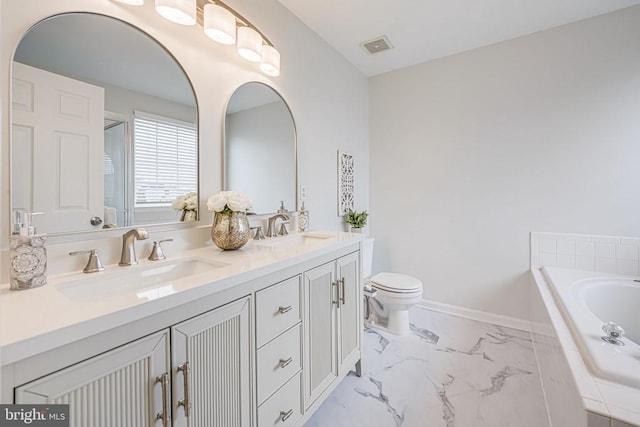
{"left": 9, "top": 211, "right": 47, "bottom": 290}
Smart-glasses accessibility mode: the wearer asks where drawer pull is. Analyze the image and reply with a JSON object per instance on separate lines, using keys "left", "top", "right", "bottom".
{"left": 155, "top": 372, "right": 170, "bottom": 426}
{"left": 278, "top": 305, "right": 293, "bottom": 314}
{"left": 339, "top": 277, "right": 346, "bottom": 305}
{"left": 332, "top": 281, "right": 340, "bottom": 307}
{"left": 177, "top": 362, "right": 191, "bottom": 417}
{"left": 280, "top": 409, "right": 294, "bottom": 422}
{"left": 279, "top": 357, "right": 293, "bottom": 368}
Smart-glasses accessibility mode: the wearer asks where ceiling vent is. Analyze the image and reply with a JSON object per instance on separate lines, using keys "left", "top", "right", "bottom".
{"left": 361, "top": 36, "right": 393, "bottom": 55}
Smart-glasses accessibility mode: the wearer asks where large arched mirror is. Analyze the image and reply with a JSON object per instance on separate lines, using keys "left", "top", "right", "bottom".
{"left": 224, "top": 82, "right": 296, "bottom": 214}
{"left": 10, "top": 13, "right": 198, "bottom": 235}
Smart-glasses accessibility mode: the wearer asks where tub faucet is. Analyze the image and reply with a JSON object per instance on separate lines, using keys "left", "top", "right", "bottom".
{"left": 266, "top": 213, "right": 289, "bottom": 238}
{"left": 119, "top": 228, "right": 149, "bottom": 266}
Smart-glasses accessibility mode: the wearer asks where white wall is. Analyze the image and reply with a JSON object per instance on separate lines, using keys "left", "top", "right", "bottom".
{"left": 369, "top": 6, "right": 640, "bottom": 320}
{"left": 0, "top": 0, "right": 368, "bottom": 280}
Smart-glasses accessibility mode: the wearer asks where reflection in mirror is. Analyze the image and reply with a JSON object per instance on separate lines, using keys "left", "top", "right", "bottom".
{"left": 224, "top": 83, "right": 296, "bottom": 214}
{"left": 10, "top": 13, "right": 198, "bottom": 235}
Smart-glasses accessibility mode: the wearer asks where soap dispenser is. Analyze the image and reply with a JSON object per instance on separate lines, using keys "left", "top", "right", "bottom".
{"left": 9, "top": 211, "right": 47, "bottom": 290}
{"left": 298, "top": 202, "right": 309, "bottom": 232}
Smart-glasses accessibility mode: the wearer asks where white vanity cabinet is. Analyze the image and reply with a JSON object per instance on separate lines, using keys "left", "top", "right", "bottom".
{"left": 171, "top": 296, "right": 252, "bottom": 427}
{"left": 15, "top": 330, "right": 171, "bottom": 427}
{"left": 13, "top": 297, "right": 252, "bottom": 427}
{"left": 3, "top": 240, "right": 362, "bottom": 427}
{"left": 303, "top": 252, "right": 360, "bottom": 409}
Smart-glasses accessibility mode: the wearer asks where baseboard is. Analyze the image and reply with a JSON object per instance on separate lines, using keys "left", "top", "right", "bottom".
{"left": 417, "top": 299, "right": 531, "bottom": 332}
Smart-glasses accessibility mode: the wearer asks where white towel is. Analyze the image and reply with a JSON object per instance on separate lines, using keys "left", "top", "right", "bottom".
{"left": 104, "top": 206, "right": 117, "bottom": 227}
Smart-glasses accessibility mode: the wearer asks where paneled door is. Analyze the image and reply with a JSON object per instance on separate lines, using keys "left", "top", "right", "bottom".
{"left": 304, "top": 261, "right": 338, "bottom": 408}
{"left": 337, "top": 252, "right": 361, "bottom": 375}
{"left": 15, "top": 331, "right": 171, "bottom": 427}
{"left": 172, "top": 296, "right": 252, "bottom": 427}
{"left": 12, "top": 62, "right": 105, "bottom": 233}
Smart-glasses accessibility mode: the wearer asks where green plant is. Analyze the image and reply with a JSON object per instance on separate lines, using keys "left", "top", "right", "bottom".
{"left": 344, "top": 209, "right": 369, "bottom": 228}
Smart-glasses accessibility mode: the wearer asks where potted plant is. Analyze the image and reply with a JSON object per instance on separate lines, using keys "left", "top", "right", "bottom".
{"left": 172, "top": 192, "right": 198, "bottom": 222}
{"left": 344, "top": 209, "right": 368, "bottom": 233}
{"left": 207, "top": 191, "right": 253, "bottom": 250}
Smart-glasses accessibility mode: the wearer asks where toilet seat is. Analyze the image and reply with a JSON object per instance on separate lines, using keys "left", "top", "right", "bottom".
{"left": 369, "top": 272, "right": 422, "bottom": 295}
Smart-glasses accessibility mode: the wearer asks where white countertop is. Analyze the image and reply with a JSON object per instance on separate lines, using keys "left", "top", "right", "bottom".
{"left": 0, "top": 231, "right": 363, "bottom": 366}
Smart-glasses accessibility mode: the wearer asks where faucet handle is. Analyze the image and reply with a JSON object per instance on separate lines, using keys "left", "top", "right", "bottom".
{"left": 148, "top": 239, "right": 173, "bottom": 261}
{"left": 69, "top": 249, "right": 105, "bottom": 273}
{"left": 278, "top": 221, "right": 290, "bottom": 236}
{"left": 251, "top": 226, "right": 265, "bottom": 240}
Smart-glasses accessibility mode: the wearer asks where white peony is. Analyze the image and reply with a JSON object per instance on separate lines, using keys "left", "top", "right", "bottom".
{"left": 207, "top": 191, "right": 253, "bottom": 212}
{"left": 172, "top": 194, "right": 186, "bottom": 210}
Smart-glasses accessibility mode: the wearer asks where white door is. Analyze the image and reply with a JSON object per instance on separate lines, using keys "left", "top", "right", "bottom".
{"left": 12, "top": 62, "right": 105, "bottom": 233}
{"left": 15, "top": 331, "right": 171, "bottom": 427}
{"left": 172, "top": 296, "right": 252, "bottom": 427}
{"left": 304, "top": 261, "right": 338, "bottom": 408}
{"left": 337, "top": 252, "right": 361, "bottom": 374}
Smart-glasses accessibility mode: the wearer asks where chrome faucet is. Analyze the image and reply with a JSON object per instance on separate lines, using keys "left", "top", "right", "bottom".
{"left": 119, "top": 228, "right": 149, "bottom": 266}
{"left": 266, "top": 213, "right": 289, "bottom": 238}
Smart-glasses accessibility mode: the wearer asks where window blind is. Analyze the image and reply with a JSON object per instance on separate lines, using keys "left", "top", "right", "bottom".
{"left": 133, "top": 113, "right": 197, "bottom": 207}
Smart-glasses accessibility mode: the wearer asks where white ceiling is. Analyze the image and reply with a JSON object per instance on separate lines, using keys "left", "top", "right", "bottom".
{"left": 278, "top": 0, "right": 640, "bottom": 76}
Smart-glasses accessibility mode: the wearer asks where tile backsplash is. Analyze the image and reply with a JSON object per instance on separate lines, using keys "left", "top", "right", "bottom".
{"left": 531, "top": 232, "right": 640, "bottom": 275}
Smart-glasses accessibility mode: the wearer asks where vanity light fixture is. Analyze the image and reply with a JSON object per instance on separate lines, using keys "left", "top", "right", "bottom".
{"left": 115, "top": 0, "right": 280, "bottom": 76}
{"left": 201, "top": 0, "right": 280, "bottom": 76}
{"left": 155, "top": 0, "right": 197, "bottom": 26}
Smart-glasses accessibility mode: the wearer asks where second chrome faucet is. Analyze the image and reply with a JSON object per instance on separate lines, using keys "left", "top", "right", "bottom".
{"left": 119, "top": 228, "right": 149, "bottom": 266}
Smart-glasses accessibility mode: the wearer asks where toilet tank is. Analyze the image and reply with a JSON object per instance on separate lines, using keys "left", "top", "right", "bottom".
{"left": 362, "top": 238, "right": 375, "bottom": 278}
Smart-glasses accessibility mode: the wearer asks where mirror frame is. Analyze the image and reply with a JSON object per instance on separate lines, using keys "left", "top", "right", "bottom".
{"left": 222, "top": 81, "right": 298, "bottom": 215}
{"left": 8, "top": 12, "right": 201, "bottom": 238}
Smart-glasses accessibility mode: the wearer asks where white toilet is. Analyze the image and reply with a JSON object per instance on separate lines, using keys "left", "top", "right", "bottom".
{"left": 362, "top": 238, "right": 423, "bottom": 335}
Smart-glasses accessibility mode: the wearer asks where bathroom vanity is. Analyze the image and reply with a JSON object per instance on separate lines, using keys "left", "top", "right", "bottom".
{"left": 0, "top": 232, "right": 363, "bottom": 427}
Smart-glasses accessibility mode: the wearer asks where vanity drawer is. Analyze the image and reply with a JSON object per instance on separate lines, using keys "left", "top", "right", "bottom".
{"left": 258, "top": 373, "right": 302, "bottom": 427}
{"left": 256, "top": 275, "right": 301, "bottom": 347}
{"left": 257, "top": 324, "right": 302, "bottom": 404}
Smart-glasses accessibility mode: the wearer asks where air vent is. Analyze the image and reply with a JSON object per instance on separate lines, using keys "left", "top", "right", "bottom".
{"left": 361, "top": 36, "right": 393, "bottom": 55}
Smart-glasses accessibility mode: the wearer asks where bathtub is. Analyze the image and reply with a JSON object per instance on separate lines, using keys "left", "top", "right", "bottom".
{"left": 532, "top": 266, "right": 640, "bottom": 426}
{"left": 542, "top": 267, "right": 640, "bottom": 388}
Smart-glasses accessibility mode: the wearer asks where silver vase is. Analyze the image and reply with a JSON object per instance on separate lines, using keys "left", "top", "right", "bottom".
{"left": 211, "top": 211, "right": 250, "bottom": 250}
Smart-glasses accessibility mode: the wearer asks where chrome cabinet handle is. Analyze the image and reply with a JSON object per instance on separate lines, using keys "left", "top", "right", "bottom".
{"left": 177, "top": 362, "right": 191, "bottom": 417}
{"left": 278, "top": 305, "right": 292, "bottom": 314}
{"left": 280, "top": 409, "right": 294, "bottom": 422}
{"left": 332, "top": 281, "right": 340, "bottom": 307}
{"left": 155, "top": 372, "right": 170, "bottom": 427}
{"left": 340, "top": 278, "right": 346, "bottom": 305}
{"left": 279, "top": 357, "right": 293, "bottom": 368}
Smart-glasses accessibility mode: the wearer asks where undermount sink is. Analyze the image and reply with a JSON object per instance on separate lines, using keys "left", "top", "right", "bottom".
{"left": 57, "top": 257, "right": 227, "bottom": 302}
{"left": 256, "top": 232, "right": 333, "bottom": 250}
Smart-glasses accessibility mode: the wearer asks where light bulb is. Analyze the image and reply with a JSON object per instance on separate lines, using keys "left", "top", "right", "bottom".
{"left": 260, "top": 45, "right": 280, "bottom": 77}
{"left": 204, "top": 4, "right": 236, "bottom": 45}
{"left": 155, "top": 0, "right": 196, "bottom": 26}
{"left": 237, "top": 27, "right": 262, "bottom": 62}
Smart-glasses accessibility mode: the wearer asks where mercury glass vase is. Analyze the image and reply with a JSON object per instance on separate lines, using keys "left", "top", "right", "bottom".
{"left": 180, "top": 209, "right": 197, "bottom": 222}
{"left": 211, "top": 211, "right": 250, "bottom": 250}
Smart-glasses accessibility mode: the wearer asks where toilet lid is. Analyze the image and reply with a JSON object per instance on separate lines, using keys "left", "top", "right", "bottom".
{"left": 369, "top": 272, "right": 422, "bottom": 294}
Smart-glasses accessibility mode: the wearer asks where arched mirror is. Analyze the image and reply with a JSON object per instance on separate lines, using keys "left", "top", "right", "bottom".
{"left": 224, "top": 82, "right": 296, "bottom": 214}
{"left": 10, "top": 13, "right": 198, "bottom": 235}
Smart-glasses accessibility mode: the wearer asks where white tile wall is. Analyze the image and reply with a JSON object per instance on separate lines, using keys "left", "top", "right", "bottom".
{"left": 531, "top": 232, "right": 640, "bottom": 276}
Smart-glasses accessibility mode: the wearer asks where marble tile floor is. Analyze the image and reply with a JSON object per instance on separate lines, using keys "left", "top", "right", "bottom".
{"left": 305, "top": 307, "right": 549, "bottom": 427}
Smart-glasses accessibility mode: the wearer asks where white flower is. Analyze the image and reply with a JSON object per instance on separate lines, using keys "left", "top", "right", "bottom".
{"left": 207, "top": 191, "right": 253, "bottom": 212}
{"left": 173, "top": 192, "right": 198, "bottom": 211}
{"left": 172, "top": 195, "right": 186, "bottom": 210}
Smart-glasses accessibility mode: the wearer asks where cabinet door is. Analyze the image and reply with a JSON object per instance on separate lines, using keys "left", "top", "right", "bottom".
{"left": 172, "top": 296, "right": 251, "bottom": 427}
{"left": 304, "top": 262, "right": 338, "bottom": 408}
{"left": 15, "top": 330, "right": 170, "bottom": 427}
{"left": 337, "top": 252, "right": 361, "bottom": 374}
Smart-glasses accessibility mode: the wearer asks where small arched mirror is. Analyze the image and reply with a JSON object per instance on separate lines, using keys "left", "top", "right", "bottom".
{"left": 224, "top": 83, "right": 297, "bottom": 214}
{"left": 10, "top": 13, "right": 198, "bottom": 235}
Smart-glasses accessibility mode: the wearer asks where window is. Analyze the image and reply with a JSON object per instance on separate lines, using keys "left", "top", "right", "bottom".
{"left": 133, "top": 112, "right": 197, "bottom": 207}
